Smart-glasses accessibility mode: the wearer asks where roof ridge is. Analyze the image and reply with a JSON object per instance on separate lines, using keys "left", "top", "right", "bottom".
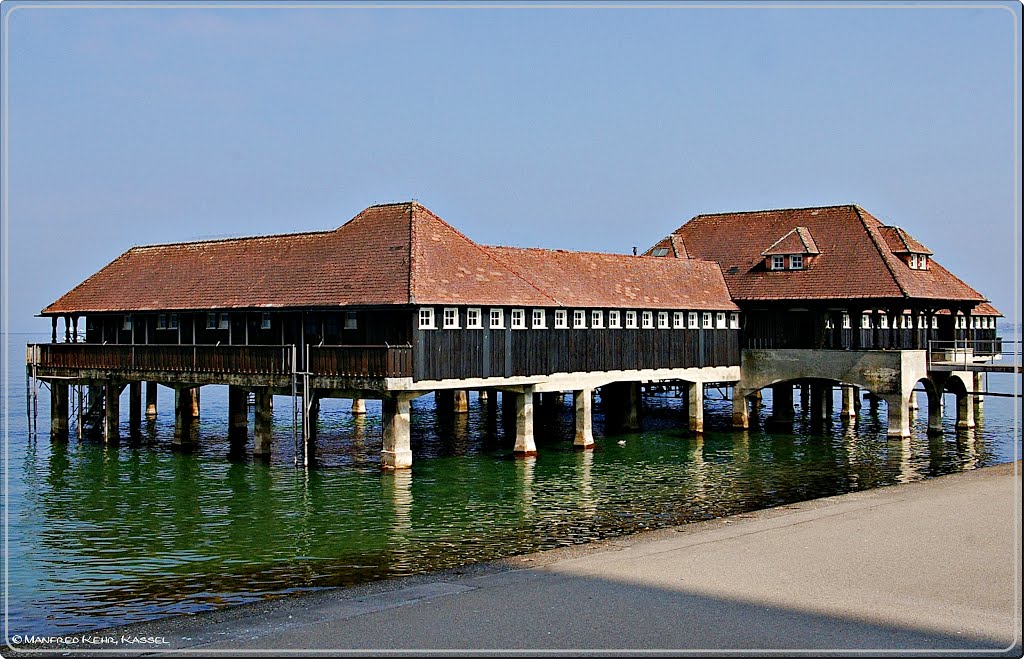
{"left": 690, "top": 203, "right": 858, "bottom": 221}
{"left": 486, "top": 244, "right": 638, "bottom": 259}
{"left": 131, "top": 229, "right": 334, "bottom": 251}
{"left": 853, "top": 205, "right": 908, "bottom": 299}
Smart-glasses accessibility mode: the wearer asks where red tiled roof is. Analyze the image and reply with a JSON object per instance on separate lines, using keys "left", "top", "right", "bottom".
{"left": 42, "top": 203, "right": 555, "bottom": 314}
{"left": 761, "top": 227, "right": 820, "bottom": 256}
{"left": 877, "top": 226, "right": 933, "bottom": 255}
{"left": 483, "top": 246, "right": 737, "bottom": 310}
{"left": 664, "top": 204, "right": 987, "bottom": 304}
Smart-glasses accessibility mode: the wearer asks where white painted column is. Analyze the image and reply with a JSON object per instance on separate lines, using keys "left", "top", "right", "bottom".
{"left": 514, "top": 386, "right": 537, "bottom": 456}
{"left": 573, "top": 388, "right": 594, "bottom": 449}
{"left": 382, "top": 394, "right": 413, "bottom": 469}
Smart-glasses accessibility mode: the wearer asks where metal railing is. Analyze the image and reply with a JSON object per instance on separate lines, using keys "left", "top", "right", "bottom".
{"left": 927, "top": 339, "right": 1017, "bottom": 370}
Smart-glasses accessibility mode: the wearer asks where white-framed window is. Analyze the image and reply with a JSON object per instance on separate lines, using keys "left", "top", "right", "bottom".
{"left": 919, "top": 255, "right": 928, "bottom": 270}
{"left": 729, "top": 312, "right": 740, "bottom": 329}
{"left": 169, "top": 313, "right": 179, "bottom": 330}
{"left": 688, "top": 311, "right": 698, "bottom": 329}
{"left": 591, "top": 310, "right": 604, "bottom": 329}
{"left": 917, "top": 314, "right": 927, "bottom": 329}
{"left": 608, "top": 310, "right": 621, "bottom": 329}
{"left": 903, "top": 315, "right": 912, "bottom": 329}
{"left": 625, "top": 311, "right": 638, "bottom": 329}
{"left": 931, "top": 316, "right": 939, "bottom": 329}
{"left": 490, "top": 308, "right": 505, "bottom": 329}
{"left": 825, "top": 318, "right": 834, "bottom": 330}
{"left": 957, "top": 315, "right": 967, "bottom": 330}
{"left": 555, "top": 309, "right": 568, "bottom": 329}
{"left": 909, "top": 254, "right": 919, "bottom": 269}
{"left": 122, "top": 315, "right": 133, "bottom": 331}
{"left": 657, "top": 311, "right": 669, "bottom": 329}
{"left": 861, "top": 314, "right": 872, "bottom": 329}
{"left": 219, "top": 313, "right": 230, "bottom": 330}
{"left": 573, "top": 310, "right": 586, "bottom": 329}
{"left": 771, "top": 255, "right": 785, "bottom": 270}
{"left": 879, "top": 314, "right": 889, "bottom": 330}
{"left": 842, "top": 312, "right": 851, "bottom": 329}
{"left": 702, "top": 312, "right": 713, "bottom": 329}
{"left": 419, "top": 307, "right": 436, "bottom": 329}
{"left": 157, "top": 314, "right": 168, "bottom": 330}
{"left": 443, "top": 307, "right": 460, "bottom": 329}
{"left": 673, "top": 311, "right": 686, "bottom": 329}
{"left": 207, "top": 312, "right": 217, "bottom": 329}
{"left": 532, "top": 309, "right": 547, "bottom": 329}
{"left": 642, "top": 311, "right": 654, "bottom": 329}
{"left": 342, "top": 311, "right": 356, "bottom": 330}
{"left": 511, "top": 309, "right": 526, "bottom": 329}
{"left": 789, "top": 255, "right": 803, "bottom": 270}
{"left": 467, "top": 308, "right": 483, "bottom": 329}
{"left": 716, "top": 312, "right": 727, "bottom": 329}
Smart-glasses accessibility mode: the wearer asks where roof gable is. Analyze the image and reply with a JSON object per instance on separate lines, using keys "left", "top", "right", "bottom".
{"left": 876, "top": 225, "right": 933, "bottom": 255}
{"left": 761, "top": 226, "right": 820, "bottom": 256}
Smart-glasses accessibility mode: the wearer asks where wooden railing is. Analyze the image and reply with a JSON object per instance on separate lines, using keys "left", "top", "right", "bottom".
{"left": 307, "top": 344, "right": 413, "bottom": 378}
{"left": 27, "top": 344, "right": 295, "bottom": 375}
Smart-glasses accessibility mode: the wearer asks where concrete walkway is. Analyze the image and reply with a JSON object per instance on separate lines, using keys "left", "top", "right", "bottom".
{"left": 83, "top": 463, "right": 1024, "bottom": 655}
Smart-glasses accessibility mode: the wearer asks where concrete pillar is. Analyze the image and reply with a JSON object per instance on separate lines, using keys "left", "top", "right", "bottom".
{"left": 145, "top": 381, "right": 158, "bottom": 418}
{"left": 731, "top": 388, "right": 749, "bottom": 429}
{"left": 382, "top": 394, "right": 413, "bottom": 469}
{"left": 799, "top": 384, "right": 809, "bottom": 414}
{"left": 973, "top": 373, "right": 985, "bottom": 412}
{"left": 868, "top": 392, "right": 880, "bottom": 413}
{"left": 173, "top": 387, "right": 196, "bottom": 448}
{"left": 129, "top": 381, "right": 142, "bottom": 432}
{"left": 485, "top": 389, "right": 498, "bottom": 416}
{"left": 686, "top": 381, "right": 704, "bottom": 433}
{"left": 908, "top": 390, "right": 919, "bottom": 412}
{"left": 103, "top": 382, "right": 120, "bottom": 442}
{"left": 809, "top": 382, "right": 830, "bottom": 425}
{"left": 885, "top": 394, "right": 911, "bottom": 438}
{"left": 514, "top": 387, "right": 537, "bottom": 456}
{"left": 573, "top": 388, "right": 594, "bottom": 449}
{"left": 351, "top": 398, "right": 367, "bottom": 415}
{"left": 190, "top": 386, "right": 201, "bottom": 418}
{"left": 770, "top": 383, "right": 794, "bottom": 424}
{"left": 253, "top": 388, "right": 274, "bottom": 458}
{"left": 453, "top": 389, "right": 469, "bottom": 414}
{"left": 478, "top": 389, "right": 489, "bottom": 403}
{"left": 841, "top": 385, "right": 857, "bottom": 419}
{"left": 228, "top": 385, "right": 249, "bottom": 444}
{"left": 50, "top": 381, "right": 69, "bottom": 441}
{"left": 927, "top": 388, "right": 944, "bottom": 436}
{"left": 853, "top": 386, "right": 862, "bottom": 412}
{"left": 956, "top": 392, "right": 976, "bottom": 430}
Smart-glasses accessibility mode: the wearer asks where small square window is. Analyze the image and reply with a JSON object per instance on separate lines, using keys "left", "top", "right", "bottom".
{"left": 688, "top": 311, "right": 698, "bottom": 329}
{"left": 555, "top": 309, "right": 568, "bottom": 329}
{"left": 157, "top": 314, "right": 168, "bottom": 330}
{"left": 573, "top": 310, "right": 587, "bottom": 329}
{"left": 591, "top": 310, "right": 604, "bottom": 328}
{"left": 771, "top": 255, "right": 785, "bottom": 270}
{"left": 657, "top": 311, "right": 669, "bottom": 329}
{"left": 532, "top": 309, "right": 547, "bottom": 329}
{"left": 789, "top": 255, "right": 803, "bottom": 270}
{"left": 511, "top": 309, "right": 526, "bottom": 329}
{"left": 419, "top": 307, "right": 436, "bottom": 330}
{"left": 207, "top": 313, "right": 217, "bottom": 330}
{"left": 169, "top": 313, "right": 179, "bottom": 330}
{"left": 716, "top": 312, "right": 727, "bottom": 329}
{"left": 123, "top": 315, "right": 133, "bottom": 331}
{"left": 625, "top": 311, "right": 638, "bottom": 329}
{"left": 729, "top": 312, "right": 740, "bottom": 330}
{"left": 219, "top": 313, "right": 230, "bottom": 330}
{"left": 673, "top": 311, "right": 685, "bottom": 329}
{"left": 608, "top": 310, "right": 621, "bottom": 329}
{"left": 702, "top": 312, "right": 713, "bottom": 329}
{"left": 343, "top": 311, "right": 357, "bottom": 330}
{"left": 490, "top": 308, "right": 505, "bottom": 329}
{"left": 642, "top": 311, "right": 654, "bottom": 329}
{"left": 443, "top": 308, "right": 460, "bottom": 329}
{"left": 467, "top": 308, "right": 483, "bottom": 329}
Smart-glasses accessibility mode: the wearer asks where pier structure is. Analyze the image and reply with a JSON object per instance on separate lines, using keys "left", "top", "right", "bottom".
{"left": 646, "top": 204, "right": 1004, "bottom": 437}
{"left": 29, "top": 202, "right": 742, "bottom": 468}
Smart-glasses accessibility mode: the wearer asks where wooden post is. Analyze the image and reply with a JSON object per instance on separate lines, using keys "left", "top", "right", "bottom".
{"left": 103, "top": 382, "right": 120, "bottom": 443}
{"left": 50, "top": 381, "right": 69, "bottom": 441}
{"left": 253, "top": 388, "right": 274, "bottom": 458}
{"left": 128, "top": 381, "right": 142, "bottom": 432}
{"left": 191, "top": 386, "right": 201, "bottom": 418}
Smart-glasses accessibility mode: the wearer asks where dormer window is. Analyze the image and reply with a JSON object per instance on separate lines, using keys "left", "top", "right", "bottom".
{"left": 651, "top": 247, "right": 670, "bottom": 257}
{"left": 789, "top": 255, "right": 803, "bottom": 270}
{"left": 907, "top": 253, "right": 929, "bottom": 270}
{"left": 771, "top": 255, "right": 786, "bottom": 270}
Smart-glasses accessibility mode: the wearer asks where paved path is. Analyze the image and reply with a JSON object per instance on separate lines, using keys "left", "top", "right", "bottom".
{"left": 55, "top": 463, "right": 1024, "bottom": 655}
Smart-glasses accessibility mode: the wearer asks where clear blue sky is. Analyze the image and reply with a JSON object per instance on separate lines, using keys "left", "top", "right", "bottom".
{"left": 3, "top": 1, "right": 1020, "bottom": 332}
